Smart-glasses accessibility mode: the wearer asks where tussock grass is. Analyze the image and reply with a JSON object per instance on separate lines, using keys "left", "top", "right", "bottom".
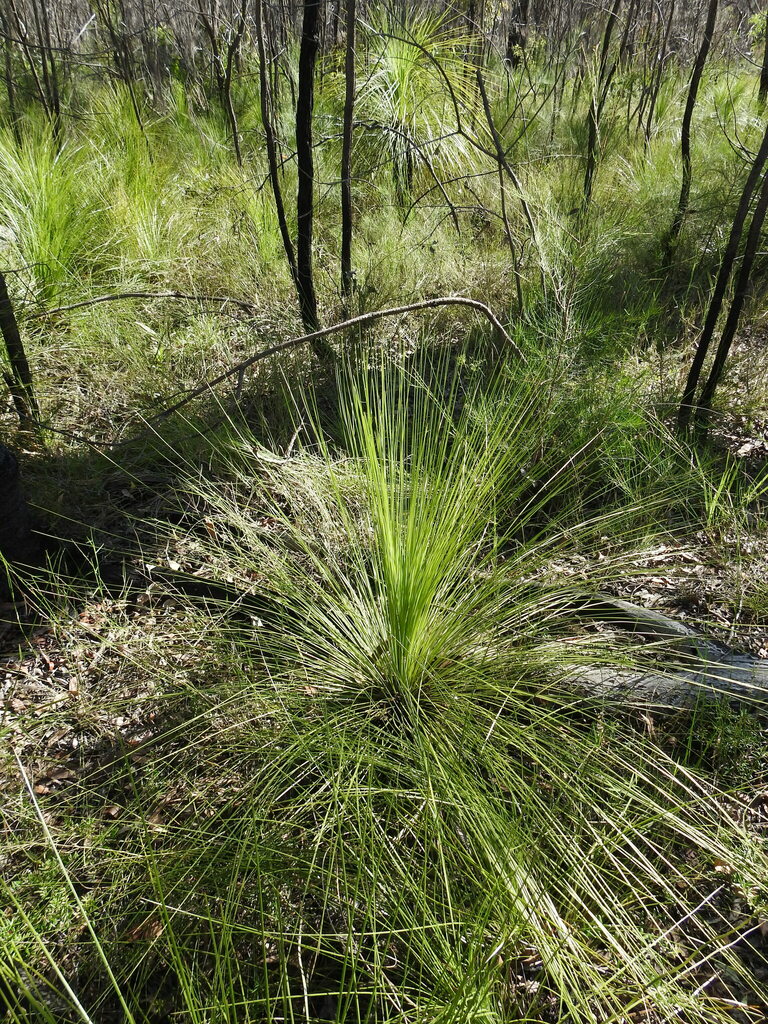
{"left": 4, "top": 355, "right": 767, "bottom": 1022}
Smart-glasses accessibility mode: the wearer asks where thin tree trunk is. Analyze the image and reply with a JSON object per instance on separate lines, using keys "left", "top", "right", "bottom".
{"left": 255, "top": 0, "right": 298, "bottom": 284}
{"left": 643, "top": 0, "right": 675, "bottom": 146}
{"left": 222, "top": 0, "right": 248, "bottom": 166}
{"left": 295, "top": 0, "right": 321, "bottom": 334}
{"left": 694, "top": 167, "right": 768, "bottom": 423}
{"left": 583, "top": 0, "right": 622, "bottom": 208}
{"left": 340, "top": 0, "right": 356, "bottom": 302}
{"left": 476, "top": 70, "right": 542, "bottom": 298}
{"left": 1, "top": 14, "right": 22, "bottom": 147}
{"left": 664, "top": 0, "right": 718, "bottom": 261}
{"left": 92, "top": 0, "right": 148, "bottom": 144}
{"left": 7, "top": 0, "right": 54, "bottom": 128}
{"left": 505, "top": 0, "right": 530, "bottom": 68}
{"left": 677, "top": 119, "right": 768, "bottom": 431}
{"left": 760, "top": 10, "right": 768, "bottom": 107}
{"left": 198, "top": 0, "right": 244, "bottom": 166}
{"left": 476, "top": 71, "right": 526, "bottom": 309}
{"left": 0, "top": 271, "right": 39, "bottom": 430}
{"left": 31, "top": 0, "right": 60, "bottom": 138}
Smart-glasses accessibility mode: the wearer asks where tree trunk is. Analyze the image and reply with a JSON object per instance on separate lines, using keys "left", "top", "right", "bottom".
{"left": 505, "top": 0, "right": 530, "bottom": 68}
{"left": 295, "top": 0, "right": 321, "bottom": 335}
{"left": 340, "top": 0, "right": 356, "bottom": 303}
{"left": 255, "top": 0, "right": 299, "bottom": 286}
{"left": 583, "top": 0, "right": 622, "bottom": 209}
{"left": 0, "top": 271, "right": 39, "bottom": 430}
{"left": 31, "top": 0, "right": 61, "bottom": 138}
{"left": 664, "top": 0, "right": 718, "bottom": 262}
{"left": 677, "top": 119, "right": 768, "bottom": 431}
{"left": 760, "top": 10, "right": 768, "bottom": 107}
{"left": 222, "top": 0, "right": 248, "bottom": 167}
{"left": 1, "top": 12, "right": 22, "bottom": 147}
{"left": 693, "top": 165, "right": 768, "bottom": 423}
{"left": 0, "top": 443, "right": 39, "bottom": 597}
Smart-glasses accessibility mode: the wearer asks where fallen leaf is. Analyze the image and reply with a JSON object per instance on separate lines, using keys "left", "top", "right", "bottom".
{"left": 126, "top": 917, "right": 164, "bottom": 941}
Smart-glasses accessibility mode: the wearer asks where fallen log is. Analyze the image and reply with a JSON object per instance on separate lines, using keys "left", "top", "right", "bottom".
{"left": 567, "top": 593, "right": 768, "bottom": 708}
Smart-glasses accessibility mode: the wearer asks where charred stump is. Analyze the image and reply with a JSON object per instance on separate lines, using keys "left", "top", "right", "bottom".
{"left": 0, "top": 442, "right": 40, "bottom": 597}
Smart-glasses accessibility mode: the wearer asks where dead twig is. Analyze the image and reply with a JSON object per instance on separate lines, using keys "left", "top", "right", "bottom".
{"left": 24, "top": 291, "right": 261, "bottom": 320}
{"left": 26, "top": 296, "right": 522, "bottom": 451}
{"left": 145, "top": 295, "right": 524, "bottom": 431}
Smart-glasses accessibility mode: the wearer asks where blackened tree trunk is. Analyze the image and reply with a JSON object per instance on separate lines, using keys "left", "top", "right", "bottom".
{"left": 295, "top": 0, "right": 321, "bottom": 335}
{"left": 664, "top": 0, "right": 718, "bottom": 262}
{"left": 505, "top": 0, "right": 530, "bottom": 68}
{"left": 583, "top": 0, "right": 622, "bottom": 209}
{"left": 0, "top": 271, "right": 39, "bottom": 429}
{"left": 0, "top": 443, "right": 39, "bottom": 597}
{"left": 693, "top": 167, "right": 768, "bottom": 423}
{"left": 340, "top": 0, "right": 356, "bottom": 303}
{"left": 677, "top": 119, "right": 768, "bottom": 431}
{"left": 761, "top": 10, "right": 768, "bottom": 107}
{"left": 255, "top": 0, "right": 299, "bottom": 285}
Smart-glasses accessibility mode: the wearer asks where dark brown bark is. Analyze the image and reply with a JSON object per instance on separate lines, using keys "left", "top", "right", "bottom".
{"left": 677, "top": 119, "right": 768, "bottom": 431}
{"left": 295, "top": 0, "right": 321, "bottom": 335}
{"left": 694, "top": 168, "right": 768, "bottom": 422}
{"left": 664, "top": 0, "right": 718, "bottom": 261}
{"left": 340, "top": 0, "right": 356, "bottom": 302}
{"left": 0, "top": 271, "right": 39, "bottom": 429}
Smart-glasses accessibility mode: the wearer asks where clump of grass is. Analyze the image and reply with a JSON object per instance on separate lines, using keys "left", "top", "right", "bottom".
{"left": 3, "top": 355, "right": 761, "bottom": 1022}
{"left": 0, "top": 126, "right": 109, "bottom": 305}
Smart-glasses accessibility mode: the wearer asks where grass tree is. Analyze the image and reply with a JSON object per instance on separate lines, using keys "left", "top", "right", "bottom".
{"left": 5, "top": 354, "right": 765, "bottom": 1021}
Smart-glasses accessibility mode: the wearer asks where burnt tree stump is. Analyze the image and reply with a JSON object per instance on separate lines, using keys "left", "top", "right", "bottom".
{"left": 0, "top": 442, "right": 39, "bottom": 597}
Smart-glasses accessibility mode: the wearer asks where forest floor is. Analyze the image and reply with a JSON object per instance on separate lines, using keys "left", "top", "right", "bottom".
{"left": 3, "top": 389, "right": 768, "bottom": 1021}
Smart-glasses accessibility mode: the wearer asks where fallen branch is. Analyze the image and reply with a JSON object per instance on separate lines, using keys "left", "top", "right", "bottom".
{"left": 21, "top": 296, "right": 522, "bottom": 450}
{"left": 24, "top": 291, "right": 261, "bottom": 319}
{"left": 568, "top": 594, "right": 768, "bottom": 708}
{"left": 139, "top": 295, "right": 525, "bottom": 430}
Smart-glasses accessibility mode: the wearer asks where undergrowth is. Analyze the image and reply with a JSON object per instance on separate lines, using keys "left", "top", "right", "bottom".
{"left": 2, "top": 355, "right": 768, "bottom": 1022}
{"left": 2, "top": 22, "right": 768, "bottom": 1024}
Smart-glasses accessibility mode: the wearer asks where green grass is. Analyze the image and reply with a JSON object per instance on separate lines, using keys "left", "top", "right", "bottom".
{"left": 3, "top": 354, "right": 768, "bottom": 1022}
{"left": 2, "top": 22, "right": 768, "bottom": 1024}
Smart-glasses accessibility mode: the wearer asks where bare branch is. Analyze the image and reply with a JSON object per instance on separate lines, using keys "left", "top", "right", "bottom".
{"left": 148, "top": 295, "right": 524, "bottom": 426}
{"left": 24, "top": 291, "right": 261, "bottom": 319}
